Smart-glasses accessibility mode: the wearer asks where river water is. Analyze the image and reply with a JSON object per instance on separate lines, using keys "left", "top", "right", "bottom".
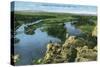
{"left": 14, "top": 20, "right": 81, "bottom": 65}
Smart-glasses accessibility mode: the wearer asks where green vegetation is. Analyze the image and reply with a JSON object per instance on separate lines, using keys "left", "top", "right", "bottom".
{"left": 11, "top": 54, "right": 20, "bottom": 64}
{"left": 42, "top": 24, "right": 66, "bottom": 42}
{"left": 13, "top": 11, "right": 97, "bottom": 64}
{"left": 13, "top": 11, "right": 76, "bottom": 31}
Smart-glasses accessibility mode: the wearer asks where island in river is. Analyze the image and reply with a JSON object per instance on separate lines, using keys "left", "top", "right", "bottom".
{"left": 11, "top": 1, "right": 97, "bottom": 66}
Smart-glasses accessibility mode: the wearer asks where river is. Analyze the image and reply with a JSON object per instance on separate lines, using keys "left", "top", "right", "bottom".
{"left": 14, "top": 20, "right": 81, "bottom": 65}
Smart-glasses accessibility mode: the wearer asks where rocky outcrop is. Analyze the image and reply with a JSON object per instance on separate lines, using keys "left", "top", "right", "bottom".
{"left": 92, "top": 26, "right": 97, "bottom": 37}
{"left": 34, "top": 36, "right": 97, "bottom": 64}
{"left": 76, "top": 46, "right": 97, "bottom": 62}
{"left": 40, "top": 36, "right": 78, "bottom": 63}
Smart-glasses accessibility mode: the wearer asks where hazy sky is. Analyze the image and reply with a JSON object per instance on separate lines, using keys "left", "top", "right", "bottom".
{"left": 12, "top": 1, "right": 97, "bottom": 15}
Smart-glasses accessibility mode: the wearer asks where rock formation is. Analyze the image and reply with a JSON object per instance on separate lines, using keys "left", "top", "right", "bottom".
{"left": 33, "top": 35, "right": 97, "bottom": 64}
{"left": 92, "top": 26, "right": 97, "bottom": 37}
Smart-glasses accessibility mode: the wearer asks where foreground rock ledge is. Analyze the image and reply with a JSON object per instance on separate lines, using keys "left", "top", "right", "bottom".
{"left": 33, "top": 36, "right": 97, "bottom": 64}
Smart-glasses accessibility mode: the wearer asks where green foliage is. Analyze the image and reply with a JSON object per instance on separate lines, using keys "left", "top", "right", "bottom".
{"left": 13, "top": 11, "right": 97, "bottom": 64}
{"left": 78, "top": 24, "right": 95, "bottom": 34}
{"left": 33, "top": 59, "right": 43, "bottom": 64}
{"left": 43, "top": 24, "right": 66, "bottom": 42}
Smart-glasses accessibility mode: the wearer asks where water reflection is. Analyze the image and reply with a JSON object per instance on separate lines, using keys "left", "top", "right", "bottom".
{"left": 15, "top": 27, "right": 61, "bottom": 65}
{"left": 64, "top": 22, "right": 81, "bottom": 35}
{"left": 14, "top": 21, "right": 81, "bottom": 65}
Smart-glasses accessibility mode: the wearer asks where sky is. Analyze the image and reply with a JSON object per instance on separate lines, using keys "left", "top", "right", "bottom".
{"left": 11, "top": 1, "right": 97, "bottom": 15}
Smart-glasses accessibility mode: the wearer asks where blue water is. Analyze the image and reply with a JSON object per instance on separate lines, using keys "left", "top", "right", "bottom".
{"left": 14, "top": 20, "right": 81, "bottom": 65}
{"left": 15, "top": 20, "right": 61, "bottom": 65}
{"left": 15, "top": 28, "right": 61, "bottom": 65}
{"left": 64, "top": 22, "right": 81, "bottom": 35}
{"left": 12, "top": 1, "right": 97, "bottom": 15}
